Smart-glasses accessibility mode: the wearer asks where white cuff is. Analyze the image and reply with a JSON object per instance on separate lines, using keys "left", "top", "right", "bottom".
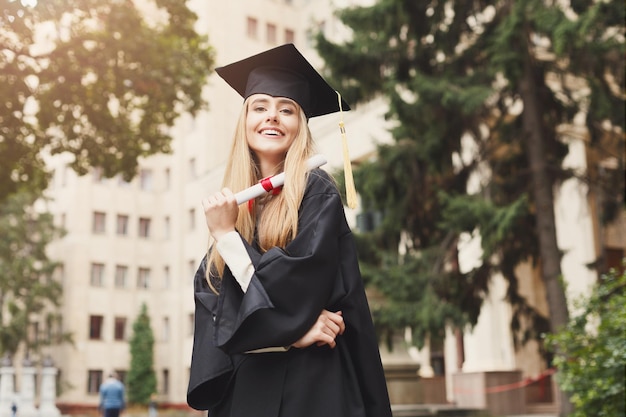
{"left": 246, "top": 346, "right": 291, "bottom": 354}
{"left": 216, "top": 231, "right": 255, "bottom": 292}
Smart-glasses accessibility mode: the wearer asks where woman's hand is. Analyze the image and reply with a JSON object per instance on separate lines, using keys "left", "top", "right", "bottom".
{"left": 202, "top": 188, "right": 238, "bottom": 241}
{"left": 292, "top": 310, "right": 345, "bottom": 349}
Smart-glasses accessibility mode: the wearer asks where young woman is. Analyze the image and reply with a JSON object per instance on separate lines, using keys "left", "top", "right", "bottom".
{"left": 187, "top": 44, "right": 392, "bottom": 417}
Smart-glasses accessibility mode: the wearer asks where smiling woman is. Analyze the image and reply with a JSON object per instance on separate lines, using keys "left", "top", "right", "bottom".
{"left": 245, "top": 94, "right": 300, "bottom": 175}
{"left": 187, "top": 44, "right": 392, "bottom": 417}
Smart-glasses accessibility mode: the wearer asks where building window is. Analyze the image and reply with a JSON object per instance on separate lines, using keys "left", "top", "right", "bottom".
{"left": 140, "top": 169, "right": 153, "bottom": 191}
{"left": 45, "top": 316, "right": 53, "bottom": 343}
{"left": 188, "top": 208, "right": 196, "bottom": 231}
{"left": 164, "top": 168, "right": 171, "bottom": 190}
{"left": 189, "top": 158, "right": 196, "bottom": 179}
{"left": 164, "top": 216, "right": 170, "bottom": 240}
{"left": 139, "top": 217, "right": 151, "bottom": 238}
{"left": 30, "top": 321, "right": 40, "bottom": 345}
{"left": 58, "top": 317, "right": 65, "bottom": 344}
{"left": 89, "top": 315, "right": 104, "bottom": 340}
{"left": 285, "top": 28, "right": 295, "bottom": 44}
{"left": 116, "top": 370, "right": 127, "bottom": 385}
{"left": 56, "top": 263, "right": 65, "bottom": 286}
{"left": 266, "top": 23, "right": 277, "bottom": 43}
{"left": 163, "top": 216, "right": 170, "bottom": 240}
{"left": 162, "top": 369, "right": 170, "bottom": 395}
{"left": 114, "top": 317, "right": 126, "bottom": 341}
{"left": 162, "top": 317, "right": 170, "bottom": 342}
{"left": 163, "top": 266, "right": 170, "bottom": 289}
{"left": 188, "top": 260, "right": 196, "bottom": 282}
{"left": 90, "top": 263, "right": 105, "bottom": 287}
{"left": 116, "top": 214, "right": 129, "bottom": 236}
{"left": 605, "top": 247, "right": 625, "bottom": 274}
{"left": 87, "top": 370, "right": 103, "bottom": 394}
{"left": 115, "top": 265, "right": 128, "bottom": 288}
{"left": 92, "top": 212, "right": 106, "bottom": 234}
{"left": 138, "top": 267, "right": 151, "bottom": 289}
{"left": 246, "top": 17, "right": 258, "bottom": 38}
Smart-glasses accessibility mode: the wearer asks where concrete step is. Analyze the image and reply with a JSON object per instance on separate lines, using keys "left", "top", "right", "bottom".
{"left": 525, "top": 403, "right": 559, "bottom": 414}
{"left": 392, "top": 404, "right": 486, "bottom": 417}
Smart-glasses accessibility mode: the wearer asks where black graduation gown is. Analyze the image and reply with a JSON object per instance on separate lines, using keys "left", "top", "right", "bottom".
{"left": 187, "top": 169, "right": 392, "bottom": 417}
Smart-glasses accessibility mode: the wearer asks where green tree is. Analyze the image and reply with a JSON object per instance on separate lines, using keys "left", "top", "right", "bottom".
{"left": 1, "top": 0, "right": 214, "bottom": 203}
{"left": 126, "top": 303, "right": 156, "bottom": 405}
{"left": 0, "top": 190, "right": 71, "bottom": 357}
{"left": 546, "top": 265, "right": 626, "bottom": 417}
{"left": 318, "top": 1, "right": 623, "bottom": 414}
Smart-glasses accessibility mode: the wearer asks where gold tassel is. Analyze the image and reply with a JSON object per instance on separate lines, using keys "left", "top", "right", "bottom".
{"left": 337, "top": 91, "right": 357, "bottom": 209}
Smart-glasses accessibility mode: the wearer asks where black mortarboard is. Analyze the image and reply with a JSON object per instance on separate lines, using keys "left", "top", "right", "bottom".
{"left": 215, "top": 43, "right": 350, "bottom": 118}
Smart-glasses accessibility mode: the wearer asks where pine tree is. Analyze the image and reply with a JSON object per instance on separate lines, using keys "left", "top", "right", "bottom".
{"left": 127, "top": 303, "right": 157, "bottom": 405}
{"left": 317, "top": 1, "right": 624, "bottom": 415}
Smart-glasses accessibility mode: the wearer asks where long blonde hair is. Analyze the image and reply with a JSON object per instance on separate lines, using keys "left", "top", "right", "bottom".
{"left": 206, "top": 97, "right": 315, "bottom": 290}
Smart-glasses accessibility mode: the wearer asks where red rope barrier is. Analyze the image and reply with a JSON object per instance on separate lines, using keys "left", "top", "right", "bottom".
{"left": 453, "top": 368, "right": 556, "bottom": 395}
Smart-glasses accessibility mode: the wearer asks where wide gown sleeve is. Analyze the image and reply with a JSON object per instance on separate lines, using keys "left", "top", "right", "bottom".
{"left": 214, "top": 171, "right": 344, "bottom": 354}
{"left": 186, "top": 257, "right": 234, "bottom": 410}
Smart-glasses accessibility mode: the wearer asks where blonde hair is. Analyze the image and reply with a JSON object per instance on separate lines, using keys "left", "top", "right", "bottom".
{"left": 206, "top": 97, "right": 315, "bottom": 291}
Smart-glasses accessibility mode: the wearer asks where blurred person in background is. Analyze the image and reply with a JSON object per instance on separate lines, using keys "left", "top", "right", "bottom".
{"left": 99, "top": 372, "right": 125, "bottom": 417}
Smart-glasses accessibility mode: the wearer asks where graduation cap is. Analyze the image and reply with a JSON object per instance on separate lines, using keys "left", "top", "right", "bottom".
{"left": 215, "top": 43, "right": 357, "bottom": 208}
{"left": 215, "top": 43, "right": 350, "bottom": 118}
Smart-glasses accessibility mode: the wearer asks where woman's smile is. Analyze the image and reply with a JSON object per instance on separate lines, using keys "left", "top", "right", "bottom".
{"left": 258, "top": 127, "right": 285, "bottom": 137}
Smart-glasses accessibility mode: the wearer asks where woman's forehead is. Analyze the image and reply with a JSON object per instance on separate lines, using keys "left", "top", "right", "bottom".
{"left": 248, "top": 94, "right": 299, "bottom": 107}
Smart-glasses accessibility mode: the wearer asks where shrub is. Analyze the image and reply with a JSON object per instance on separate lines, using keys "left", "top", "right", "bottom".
{"left": 547, "top": 264, "right": 626, "bottom": 417}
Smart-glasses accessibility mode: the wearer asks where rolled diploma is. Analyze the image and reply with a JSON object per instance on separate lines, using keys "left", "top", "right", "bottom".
{"left": 234, "top": 154, "right": 327, "bottom": 205}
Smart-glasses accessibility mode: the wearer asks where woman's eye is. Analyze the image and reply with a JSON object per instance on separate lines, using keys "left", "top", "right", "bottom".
{"left": 280, "top": 108, "right": 294, "bottom": 114}
{"left": 253, "top": 106, "right": 266, "bottom": 112}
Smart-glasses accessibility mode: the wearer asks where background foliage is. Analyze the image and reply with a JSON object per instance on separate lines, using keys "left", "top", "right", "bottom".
{"left": 318, "top": 0, "right": 624, "bottom": 348}
{"left": 1, "top": 0, "right": 214, "bottom": 203}
{"left": 546, "top": 265, "right": 626, "bottom": 417}
{"left": 0, "top": 189, "right": 70, "bottom": 357}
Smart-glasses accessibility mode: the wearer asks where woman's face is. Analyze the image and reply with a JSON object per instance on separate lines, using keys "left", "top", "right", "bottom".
{"left": 246, "top": 94, "right": 300, "bottom": 167}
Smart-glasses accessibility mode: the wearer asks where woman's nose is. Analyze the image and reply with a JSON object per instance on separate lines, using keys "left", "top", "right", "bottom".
{"left": 266, "top": 107, "right": 278, "bottom": 121}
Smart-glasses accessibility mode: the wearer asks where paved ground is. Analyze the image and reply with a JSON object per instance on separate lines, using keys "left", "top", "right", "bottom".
{"left": 390, "top": 404, "right": 558, "bottom": 417}
{"left": 481, "top": 413, "right": 556, "bottom": 417}
{"left": 69, "top": 406, "right": 558, "bottom": 417}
